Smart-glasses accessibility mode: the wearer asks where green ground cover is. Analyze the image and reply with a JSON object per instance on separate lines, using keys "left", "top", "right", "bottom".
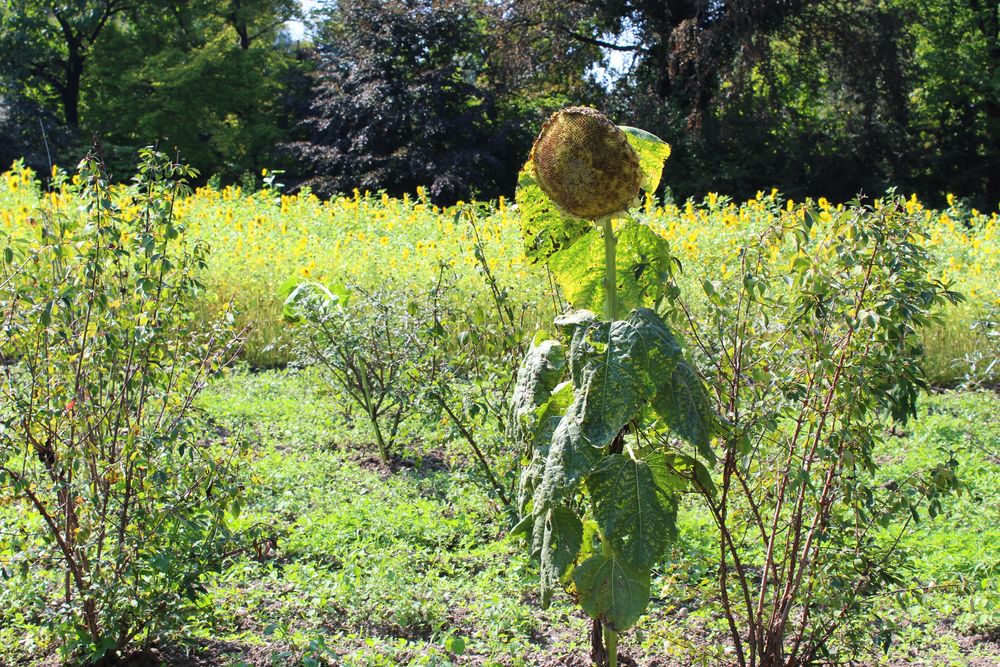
{"left": 6, "top": 371, "right": 989, "bottom": 666}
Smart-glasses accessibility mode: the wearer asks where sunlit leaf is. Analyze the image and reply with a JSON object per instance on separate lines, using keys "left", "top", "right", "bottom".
{"left": 515, "top": 162, "right": 591, "bottom": 263}
{"left": 619, "top": 126, "right": 671, "bottom": 193}
{"left": 549, "top": 221, "right": 675, "bottom": 313}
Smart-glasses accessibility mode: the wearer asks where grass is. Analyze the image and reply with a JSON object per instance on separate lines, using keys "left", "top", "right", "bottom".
{"left": 184, "top": 368, "right": 575, "bottom": 667}
{"left": 60, "top": 371, "right": 1000, "bottom": 665}
{"left": 1, "top": 367, "right": 996, "bottom": 666}
{"left": 1, "top": 163, "right": 997, "bottom": 665}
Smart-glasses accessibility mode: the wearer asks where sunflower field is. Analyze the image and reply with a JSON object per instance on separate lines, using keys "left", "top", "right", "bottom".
{"left": 2, "top": 161, "right": 995, "bottom": 384}
{"left": 1, "top": 151, "right": 999, "bottom": 666}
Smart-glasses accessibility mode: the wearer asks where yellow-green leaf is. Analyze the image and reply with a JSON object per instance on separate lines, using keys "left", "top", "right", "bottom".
{"left": 619, "top": 126, "right": 671, "bottom": 193}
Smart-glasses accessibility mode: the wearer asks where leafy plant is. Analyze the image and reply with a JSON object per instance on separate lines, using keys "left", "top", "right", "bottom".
{"left": 670, "top": 195, "right": 966, "bottom": 665}
{"left": 281, "top": 278, "right": 435, "bottom": 465}
{"left": 0, "top": 149, "right": 248, "bottom": 663}
{"left": 509, "top": 107, "right": 717, "bottom": 666}
{"left": 420, "top": 207, "right": 536, "bottom": 510}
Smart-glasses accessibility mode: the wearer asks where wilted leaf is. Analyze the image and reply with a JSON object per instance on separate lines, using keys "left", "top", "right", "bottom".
{"left": 574, "top": 553, "right": 650, "bottom": 631}
{"left": 508, "top": 338, "right": 567, "bottom": 449}
{"left": 517, "top": 381, "right": 574, "bottom": 518}
{"left": 586, "top": 454, "right": 678, "bottom": 570}
{"left": 538, "top": 506, "right": 583, "bottom": 607}
{"left": 279, "top": 278, "right": 350, "bottom": 323}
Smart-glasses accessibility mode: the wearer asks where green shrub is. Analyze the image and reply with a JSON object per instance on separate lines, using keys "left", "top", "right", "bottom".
{"left": 676, "top": 197, "right": 965, "bottom": 666}
{"left": 281, "top": 278, "right": 437, "bottom": 465}
{"left": 0, "top": 149, "right": 248, "bottom": 663}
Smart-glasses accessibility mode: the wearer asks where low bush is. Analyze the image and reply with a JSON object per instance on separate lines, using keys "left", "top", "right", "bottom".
{"left": 0, "top": 150, "right": 248, "bottom": 663}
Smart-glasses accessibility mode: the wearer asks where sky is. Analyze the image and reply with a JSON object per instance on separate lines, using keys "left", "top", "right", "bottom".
{"left": 285, "top": 0, "right": 320, "bottom": 41}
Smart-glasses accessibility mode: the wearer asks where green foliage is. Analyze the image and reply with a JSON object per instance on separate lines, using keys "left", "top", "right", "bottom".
{"left": 670, "top": 195, "right": 967, "bottom": 665}
{"left": 281, "top": 278, "right": 437, "bottom": 465}
{"left": 293, "top": 0, "right": 528, "bottom": 203}
{"left": 85, "top": 18, "right": 298, "bottom": 180}
{"left": 619, "top": 126, "right": 672, "bottom": 193}
{"left": 515, "top": 161, "right": 591, "bottom": 263}
{"left": 549, "top": 222, "right": 676, "bottom": 314}
{"left": 509, "top": 114, "right": 715, "bottom": 665}
{"left": 0, "top": 149, "right": 247, "bottom": 663}
{"left": 0, "top": 0, "right": 299, "bottom": 179}
{"left": 574, "top": 553, "right": 651, "bottom": 632}
{"left": 585, "top": 454, "right": 678, "bottom": 569}
{"left": 0, "top": 355, "right": 992, "bottom": 664}
{"left": 651, "top": 362, "right": 718, "bottom": 465}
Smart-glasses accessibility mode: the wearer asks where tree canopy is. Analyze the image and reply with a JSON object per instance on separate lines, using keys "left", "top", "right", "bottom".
{"left": 0, "top": 0, "right": 995, "bottom": 206}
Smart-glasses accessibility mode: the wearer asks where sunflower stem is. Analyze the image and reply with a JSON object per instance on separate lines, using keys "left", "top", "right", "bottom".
{"left": 602, "top": 217, "right": 618, "bottom": 321}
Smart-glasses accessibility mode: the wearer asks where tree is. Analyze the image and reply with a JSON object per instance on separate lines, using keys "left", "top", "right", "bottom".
{"left": 903, "top": 0, "right": 999, "bottom": 205}
{"left": 550, "top": 0, "right": 995, "bottom": 206}
{"left": 0, "top": 0, "right": 300, "bottom": 179}
{"left": 0, "top": 0, "right": 133, "bottom": 128}
{"left": 685, "top": 0, "right": 916, "bottom": 201}
{"left": 289, "top": 0, "right": 528, "bottom": 203}
{"left": 83, "top": 6, "right": 299, "bottom": 179}
{"left": 475, "top": 0, "right": 607, "bottom": 110}
{"left": 0, "top": 90, "right": 75, "bottom": 171}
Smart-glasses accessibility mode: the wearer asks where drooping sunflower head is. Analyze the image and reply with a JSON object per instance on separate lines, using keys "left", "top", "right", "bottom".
{"left": 530, "top": 107, "right": 641, "bottom": 220}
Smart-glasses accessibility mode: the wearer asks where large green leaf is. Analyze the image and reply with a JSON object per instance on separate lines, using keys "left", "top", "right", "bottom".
{"left": 533, "top": 397, "right": 601, "bottom": 502}
{"left": 652, "top": 361, "right": 717, "bottom": 465}
{"left": 574, "top": 320, "right": 655, "bottom": 447}
{"left": 573, "top": 553, "right": 651, "bottom": 631}
{"left": 586, "top": 454, "right": 678, "bottom": 570}
{"left": 570, "top": 309, "right": 682, "bottom": 448}
{"left": 619, "top": 126, "right": 671, "bottom": 193}
{"left": 508, "top": 338, "right": 567, "bottom": 450}
{"left": 626, "top": 308, "right": 682, "bottom": 379}
{"left": 517, "top": 381, "right": 574, "bottom": 518}
{"left": 515, "top": 162, "right": 591, "bottom": 263}
{"left": 555, "top": 309, "right": 598, "bottom": 388}
{"left": 548, "top": 229, "right": 604, "bottom": 314}
{"left": 549, "top": 222, "right": 676, "bottom": 313}
{"left": 525, "top": 404, "right": 599, "bottom": 575}
{"left": 538, "top": 506, "right": 584, "bottom": 608}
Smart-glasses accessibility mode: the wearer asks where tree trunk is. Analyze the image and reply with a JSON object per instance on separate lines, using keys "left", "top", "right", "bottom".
{"left": 62, "top": 47, "right": 84, "bottom": 128}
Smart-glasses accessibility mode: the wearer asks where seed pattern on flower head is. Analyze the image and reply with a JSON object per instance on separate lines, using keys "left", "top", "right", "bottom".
{"left": 531, "top": 107, "right": 641, "bottom": 220}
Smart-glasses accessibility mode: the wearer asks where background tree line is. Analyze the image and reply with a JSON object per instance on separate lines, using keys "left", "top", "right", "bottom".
{"left": 1, "top": 0, "right": 997, "bottom": 207}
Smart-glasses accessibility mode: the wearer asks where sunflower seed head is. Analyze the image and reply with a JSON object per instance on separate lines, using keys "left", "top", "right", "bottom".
{"left": 530, "top": 107, "right": 641, "bottom": 220}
